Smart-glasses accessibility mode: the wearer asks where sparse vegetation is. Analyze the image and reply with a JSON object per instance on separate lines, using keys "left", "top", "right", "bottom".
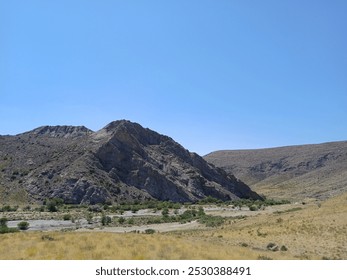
{"left": 199, "top": 215, "right": 225, "bottom": 227}
{"left": 198, "top": 196, "right": 223, "bottom": 205}
{"left": 274, "top": 207, "right": 302, "bottom": 214}
{"left": 0, "top": 205, "right": 18, "bottom": 212}
{"left": 0, "top": 192, "right": 346, "bottom": 260}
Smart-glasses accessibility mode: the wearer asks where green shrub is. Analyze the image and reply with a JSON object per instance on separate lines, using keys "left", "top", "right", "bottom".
{"left": 198, "top": 206, "right": 205, "bottom": 216}
{"left": 0, "top": 218, "right": 19, "bottom": 234}
{"left": 0, "top": 226, "right": 8, "bottom": 234}
{"left": 249, "top": 205, "right": 258, "bottom": 211}
{"left": 17, "top": 221, "right": 29, "bottom": 230}
{"left": 144, "top": 229, "right": 155, "bottom": 234}
{"left": 198, "top": 196, "right": 223, "bottom": 204}
{"left": 280, "top": 245, "right": 288, "bottom": 251}
{"left": 45, "top": 198, "right": 64, "bottom": 212}
{"left": 1, "top": 205, "right": 18, "bottom": 212}
{"left": 161, "top": 208, "right": 169, "bottom": 217}
{"left": 23, "top": 205, "right": 31, "bottom": 211}
{"left": 86, "top": 213, "right": 93, "bottom": 224}
{"left": 127, "top": 218, "right": 135, "bottom": 225}
{"left": 46, "top": 200, "right": 58, "bottom": 212}
{"left": 0, "top": 226, "right": 19, "bottom": 234}
{"left": 0, "top": 217, "right": 7, "bottom": 227}
{"left": 101, "top": 215, "right": 112, "bottom": 226}
{"left": 179, "top": 209, "right": 198, "bottom": 221}
{"left": 88, "top": 205, "right": 102, "bottom": 212}
{"left": 199, "top": 215, "right": 225, "bottom": 227}
{"left": 63, "top": 214, "right": 71, "bottom": 221}
{"left": 131, "top": 205, "right": 141, "bottom": 213}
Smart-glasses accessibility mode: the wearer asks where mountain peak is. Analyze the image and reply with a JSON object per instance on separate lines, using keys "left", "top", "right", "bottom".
{"left": 103, "top": 120, "right": 133, "bottom": 132}
{"left": 1, "top": 120, "right": 261, "bottom": 204}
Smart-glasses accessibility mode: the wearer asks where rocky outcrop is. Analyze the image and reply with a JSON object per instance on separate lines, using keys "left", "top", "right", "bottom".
{"left": 0, "top": 120, "right": 261, "bottom": 204}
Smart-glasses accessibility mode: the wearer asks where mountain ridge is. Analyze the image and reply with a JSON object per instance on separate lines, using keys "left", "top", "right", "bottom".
{"left": 0, "top": 120, "right": 261, "bottom": 204}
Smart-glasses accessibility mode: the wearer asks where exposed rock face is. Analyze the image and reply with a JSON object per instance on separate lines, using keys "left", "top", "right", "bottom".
{"left": 0, "top": 120, "right": 261, "bottom": 204}
{"left": 204, "top": 141, "right": 347, "bottom": 200}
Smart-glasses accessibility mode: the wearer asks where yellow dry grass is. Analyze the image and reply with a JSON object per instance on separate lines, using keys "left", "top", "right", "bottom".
{"left": 199, "top": 192, "right": 347, "bottom": 260}
{"left": 0, "top": 231, "right": 261, "bottom": 260}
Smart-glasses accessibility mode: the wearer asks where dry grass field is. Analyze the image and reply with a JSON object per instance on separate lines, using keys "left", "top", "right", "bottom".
{"left": 0, "top": 231, "right": 262, "bottom": 260}
{"left": 1, "top": 192, "right": 346, "bottom": 260}
{"left": 204, "top": 192, "right": 347, "bottom": 260}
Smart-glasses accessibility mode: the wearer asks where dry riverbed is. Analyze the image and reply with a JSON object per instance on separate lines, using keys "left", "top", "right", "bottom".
{"left": 3, "top": 203, "right": 308, "bottom": 233}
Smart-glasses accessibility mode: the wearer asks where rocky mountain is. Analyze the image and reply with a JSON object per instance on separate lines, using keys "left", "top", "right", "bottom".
{"left": 0, "top": 120, "right": 261, "bottom": 205}
{"left": 204, "top": 141, "right": 347, "bottom": 200}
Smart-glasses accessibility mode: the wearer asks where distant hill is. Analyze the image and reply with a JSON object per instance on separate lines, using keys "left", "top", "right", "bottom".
{"left": 204, "top": 141, "right": 347, "bottom": 201}
{"left": 0, "top": 120, "right": 261, "bottom": 205}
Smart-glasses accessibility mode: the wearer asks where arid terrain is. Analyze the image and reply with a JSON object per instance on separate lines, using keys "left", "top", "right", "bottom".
{"left": 205, "top": 141, "right": 347, "bottom": 200}
{"left": 0, "top": 192, "right": 346, "bottom": 260}
{"left": 0, "top": 122, "right": 346, "bottom": 260}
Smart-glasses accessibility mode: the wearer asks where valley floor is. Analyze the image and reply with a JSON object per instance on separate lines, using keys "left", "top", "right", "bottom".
{"left": 0, "top": 193, "right": 346, "bottom": 260}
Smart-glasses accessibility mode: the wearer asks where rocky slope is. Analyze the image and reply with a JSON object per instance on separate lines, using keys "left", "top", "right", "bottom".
{"left": 204, "top": 141, "right": 347, "bottom": 200}
{"left": 0, "top": 120, "right": 261, "bottom": 204}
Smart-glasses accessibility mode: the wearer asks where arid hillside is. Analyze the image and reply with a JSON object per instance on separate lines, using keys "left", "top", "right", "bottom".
{"left": 204, "top": 141, "right": 347, "bottom": 200}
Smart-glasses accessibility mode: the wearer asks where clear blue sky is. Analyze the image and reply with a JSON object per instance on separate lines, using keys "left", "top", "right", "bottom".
{"left": 1, "top": 0, "right": 346, "bottom": 155}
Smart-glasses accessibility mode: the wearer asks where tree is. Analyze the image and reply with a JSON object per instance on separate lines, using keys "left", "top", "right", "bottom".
{"left": 45, "top": 198, "right": 64, "bottom": 212}
{"left": 46, "top": 200, "right": 58, "bottom": 212}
